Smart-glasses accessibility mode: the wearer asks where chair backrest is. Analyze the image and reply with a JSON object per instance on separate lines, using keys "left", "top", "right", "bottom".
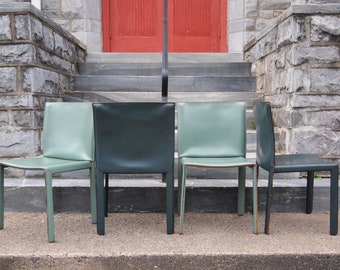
{"left": 253, "top": 102, "right": 275, "bottom": 171}
{"left": 92, "top": 102, "right": 175, "bottom": 173}
{"left": 42, "top": 102, "right": 94, "bottom": 161}
{"left": 178, "top": 102, "right": 246, "bottom": 158}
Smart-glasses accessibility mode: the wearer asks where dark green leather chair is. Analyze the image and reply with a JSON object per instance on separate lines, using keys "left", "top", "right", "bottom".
{"left": 177, "top": 102, "right": 258, "bottom": 234}
{"left": 0, "top": 102, "right": 97, "bottom": 242}
{"left": 92, "top": 102, "right": 175, "bottom": 235}
{"left": 253, "top": 101, "right": 338, "bottom": 235}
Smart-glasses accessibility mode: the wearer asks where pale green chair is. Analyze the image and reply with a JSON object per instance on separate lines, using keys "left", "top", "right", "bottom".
{"left": 177, "top": 102, "right": 258, "bottom": 234}
{"left": 0, "top": 102, "right": 97, "bottom": 242}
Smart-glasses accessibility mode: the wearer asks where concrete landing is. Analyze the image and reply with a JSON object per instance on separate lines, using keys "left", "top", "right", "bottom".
{"left": 0, "top": 212, "right": 339, "bottom": 269}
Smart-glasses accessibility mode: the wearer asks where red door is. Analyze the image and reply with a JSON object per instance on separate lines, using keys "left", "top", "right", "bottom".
{"left": 102, "top": 0, "right": 227, "bottom": 52}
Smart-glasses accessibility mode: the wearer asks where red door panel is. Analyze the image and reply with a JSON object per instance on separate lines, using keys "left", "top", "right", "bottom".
{"left": 169, "top": 0, "right": 224, "bottom": 52}
{"left": 102, "top": 0, "right": 227, "bottom": 52}
{"left": 103, "top": 0, "right": 163, "bottom": 52}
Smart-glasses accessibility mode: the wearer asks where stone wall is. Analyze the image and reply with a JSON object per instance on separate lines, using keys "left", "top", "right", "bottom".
{"left": 245, "top": 4, "right": 340, "bottom": 165}
{"left": 245, "top": 0, "right": 292, "bottom": 45}
{"left": 41, "top": 0, "right": 102, "bottom": 52}
{"left": 0, "top": 3, "right": 86, "bottom": 173}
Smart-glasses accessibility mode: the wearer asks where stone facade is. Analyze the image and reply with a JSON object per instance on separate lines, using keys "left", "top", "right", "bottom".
{"left": 245, "top": 4, "right": 340, "bottom": 164}
{"left": 0, "top": 3, "right": 86, "bottom": 175}
{"left": 41, "top": 0, "right": 102, "bottom": 52}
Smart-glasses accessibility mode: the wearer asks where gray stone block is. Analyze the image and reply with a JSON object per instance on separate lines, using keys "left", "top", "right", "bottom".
{"left": 13, "top": 110, "right": 42, "bottom": 128}
{"left": 289, "top": 45, "right": 340, "bottom": 65}
{"left": 260, "top": 0, "right": 291, "bottom": 10}
{"left": 293, "top": 130, "right": 340, "bottom": 156}
{"left": 23, "top": 67, "right": 59, "bottom": 94}
{"left": 0, "top": 15, "right": 11, "bottom": 41}
{"left": 309, "top": 110, "right": 340, "bottom": 129}
{"left": 0, "top": 44, "right": 36, "bottom": 64}
{"left": 292, "top": 94, "right": 340, "bottom": 108}
{"left": 311, "top": 68, "right": 340, "bottom": 93}
{"left": 311, "top": 16, "right": 340, "bottom": 42}
{"left": 15, "top": 15, "right": 43, "bottom": 43}
{"left": 42, "top": 25, "right": 55, "bottom": 51}
{"left": 0, "top": 130, "right": 40, "bottom": 156}
{"left": 38, "top": 49, "right": 73, "bottom": 73}
{"left": 0, "top": 67, "right": 17, "bottom": 92}
{"left": 0, "top": 95, "right": 35, "bottom": 108}
{"left": 278, "top": 16, "right": 306, "bottom": 47}
{"left": 0, "top": 111, "right": 9, "bottom": 126}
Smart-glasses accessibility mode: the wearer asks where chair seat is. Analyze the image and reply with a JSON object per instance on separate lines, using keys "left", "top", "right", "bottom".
{"left": 0, "top": 156, "right": 92, "bottom": 173}
{"left": 275, "top": 154, "right": 338, "bottom": 173}
{"left": 181, "top": 156, "right": 256, "bottom": 168}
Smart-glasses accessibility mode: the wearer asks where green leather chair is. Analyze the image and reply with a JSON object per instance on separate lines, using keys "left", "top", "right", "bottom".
{"left": 0, "top": 102, "right": 97, "bottom": 242}
{"left": 253, "top": 101, "right": 338, "bottom": 235}
{"left": 92, "top": 102, "right": 175, "bottom": 235}
{"left": 177, "top": 102, "right": 258, "bottom": 234}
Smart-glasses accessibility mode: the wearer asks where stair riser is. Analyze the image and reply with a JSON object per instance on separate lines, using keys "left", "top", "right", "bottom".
{"left": 77, "top": 62, "right": 252, "bottom": 77}
{"left": 3, "top": 185, "right": 336, "bottom": 213}
{"left": 71, "top": 76, "right": 256, "bottom": 92}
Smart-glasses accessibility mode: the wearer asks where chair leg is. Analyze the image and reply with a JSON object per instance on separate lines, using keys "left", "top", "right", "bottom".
{"left": 89, "top": 164, "right": 97, "bottom": 224}
{"left": 330, "top": 166, "right": 339, "bottom": 236}
{"left": 252, "top": 165, "right": 258, "bottom": 234}
{"left": 45, "top": 170, "right": 55, "bottom": 243}
{"left": 264, "top": 170, "right": 274, "bottom": 235}
{"left": 165, "top": 169, "right": 174, "bottom": 234}
{"left": 0, "top": 166, "right": 4, "bottom": 229}
{"left": 179, "top": 165, "right": 187, "bottom": 234}
{"left": 177, "top": 162, "right": 183, "bottom": 215}
{"left": 104, "top": 173, "right": 109, "bottom": 217}
{"left": 306, "top": 171, "right": 314, "bottom": 214}
{"left": 96, "top": 171, "right": 105, "bottom": 235}
{"left": 237, "top": 166, "right": 246, "bottom": 216}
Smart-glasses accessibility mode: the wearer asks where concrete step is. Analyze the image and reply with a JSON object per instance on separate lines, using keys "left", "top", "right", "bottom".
{"left": 64, "top": 91, "right": 263, "bottom": 104}
{"left": 84, "top": 52, "right": 244, "bottom": 63}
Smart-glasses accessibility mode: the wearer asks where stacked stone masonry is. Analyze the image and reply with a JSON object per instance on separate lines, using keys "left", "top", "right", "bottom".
{"left": 0, "top": 3, "right": 86, "bottom": 177}
{"left": 245, "top": 4, "right": 340, "bottom": 165}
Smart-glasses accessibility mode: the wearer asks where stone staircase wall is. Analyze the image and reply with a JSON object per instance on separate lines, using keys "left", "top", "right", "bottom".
{"left": 0, "top": 3, "right": 86, "bottom": 177}
{"left": 245, "top": 4, "right": 340, "bottom": 167}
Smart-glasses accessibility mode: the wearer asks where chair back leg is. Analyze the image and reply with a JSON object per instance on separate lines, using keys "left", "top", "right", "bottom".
{"left": 251, "top": 165, "right": 258, "bottom": 234}
{"left": 96, "top": 170, "right": 105, "bottom": 235}
{"left": 306, "top": 171, "right": 314, "bottom": 214}
{"left": 0, "top": 166, "right": 4, "bottom": 229}
{"left": 330, "top": 166, "right": 339, "bottom": 235}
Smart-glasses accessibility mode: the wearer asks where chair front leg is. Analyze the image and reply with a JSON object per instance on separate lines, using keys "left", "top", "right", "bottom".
{"left": 306, "top": 171, "right": 314, "bottom": 214}
{"left": 237, "top": 166, "right": 246, "bottom": 216}
{"left": 0, "top": 166, "right": 4, "bottom": 229}
{"left": 165, "top": 169, "right": 174, "bottom": 234}
{"left": 45, "top": 170, "right": 55, "bottom": 243}
{"left": 104, "top": 173, "right": 109, "bottom": 217}
{"left": 90, "top": 164, "right": 97, "bottom": 224}
{"left": 264, "top": 169, "right": 274, "bottom": 235}
{"left": 330, "top": 166, "right": 339, "bottom": 235}
{"left": 179, "top": 165, "right": 187, "bottom": 234}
